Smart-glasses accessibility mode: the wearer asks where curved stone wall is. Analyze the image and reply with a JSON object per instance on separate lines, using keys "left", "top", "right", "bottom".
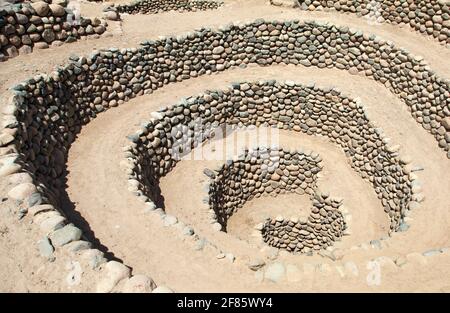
{"left": 207, "top": 147, "right": 346, "bottom": 253}
{"left": 114, "top": 0, "right": 223, "bottom": 15}
{"left": 209, "top": 147, "right": 323, "bottom": 230}
{"left": 124, "top": 81, "right": 418, "bottom": 234}
{"left": 0, "top": 1, "right": 106, "bottom": 61}
{"left": 6, "top": 20, "right": 448, "bottom": 198}
{"left": 0, "top": 19, "right": 443, "bottom": 284}
{"left": 291, "top": 0, "right": 450, "bottom": 45}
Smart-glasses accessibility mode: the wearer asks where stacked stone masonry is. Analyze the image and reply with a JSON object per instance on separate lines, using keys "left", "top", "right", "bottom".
{"left": 114, "top": 0, "right": 223, "bottom": 15}
{"left": 0, "top": 19, "right": 444, "bottom": 282}
{"left": 125, "top": 81, "right": 419, "bottom": 236}
{"left": 291, "top": 0, "right": 450, "bottom": 45}
{"left": 207, "top": 147, "right": 346, "bottom": 253}
{"left": 0, "top": 1, "right": 107, "bottom": 61}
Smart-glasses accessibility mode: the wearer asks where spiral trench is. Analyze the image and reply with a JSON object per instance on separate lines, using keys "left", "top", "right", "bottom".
{"left": 0, "top": 0, "right": 449, "bottom": 292}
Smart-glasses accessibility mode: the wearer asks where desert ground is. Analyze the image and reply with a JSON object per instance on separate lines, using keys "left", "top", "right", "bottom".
{"left": 0, "top": 0, "right": 449, "bottom": 292}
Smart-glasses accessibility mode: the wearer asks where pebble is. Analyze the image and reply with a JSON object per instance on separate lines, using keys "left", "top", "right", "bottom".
{"left": 8, "top": 183, "right": 37, "bottom": 201}
{"left": 31, "top": 2, "right": 50, "bottom": 17}
{"left": 423, "top": 249, "right": 442, "bottom": 257}
{"left": 163, "top": 215, "right": 178, "bottom": 226}
{"left": 49, "top": 224, "right": 82, "bottom": 247}
{"left": 64, "top": 240, "right": 92, "bottom": 253}
{"left": 182, "top": 226, "right": 195, "bottom": 236}
{"left": 81, "top": 249, "right": 107, "bottom": 269}
{"left": 0, "top": 133, "right": 14, "bottom": 146}
{"left": 37, "top": 237, "right": 55, "bottom": 260}
{"left": 0, "top": 163, "right": 21, "bottom": 177}
{"left": 247, "top": 258, "right": 266, "bottom": 271}
{"left": 203, "top": 168, "right": 216, "bottom": 178}
{"left": 103, "top": 11, "right": 120, "bottom": 22}
{"left": 39, "top": 215, "right": 66, "bottom": 233}
{"left": 123, "top": 275, "right": 156, "bottom": 293}
{"left": 96, "top": 261, "right": 131, "bottom": 293}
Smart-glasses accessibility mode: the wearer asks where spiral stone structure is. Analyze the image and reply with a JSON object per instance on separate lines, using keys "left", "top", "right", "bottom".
{"left": 0, "top": 0, "right": 448, "bottom": 292}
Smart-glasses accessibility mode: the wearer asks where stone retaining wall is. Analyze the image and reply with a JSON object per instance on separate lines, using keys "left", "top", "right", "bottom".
{"left": 262, "top": 194, "right": 345, "bottom": 253}
{"left": 114, "top": 0, "right": 223, "bottom": 15}
{"left": 125, "top": 81, "right": 418, "bottom": 234}
{"left": 0, "top": 1, "right": 106, "bottom": 61}
{"left": 3, "top": 18, "right": 439, "bottom": 230}
{"left": 287, "top": 0, "right": 450, "bottom": 45}
{"left": 209, "top": 147, "right": 323, "bottom": 230}
{"left": 1, "top": 18, "right": 442, "bottom": 290}
{"left": 208, "top": 147, "right": 346, "bottom": 253}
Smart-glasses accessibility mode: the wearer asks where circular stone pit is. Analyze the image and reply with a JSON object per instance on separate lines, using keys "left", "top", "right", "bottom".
{"left": 125, "top": 80, "right": 419, "bottom": 246}
{"left": 207, "top": 146, "right": 347, "bottom": 254}
{"left": 2, "top": 15, "right": 448, "bottom": 292}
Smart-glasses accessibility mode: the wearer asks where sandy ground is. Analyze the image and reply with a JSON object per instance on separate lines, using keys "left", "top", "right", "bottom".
{"left": 0, "top": 0, "right": 449, "bottom": 292}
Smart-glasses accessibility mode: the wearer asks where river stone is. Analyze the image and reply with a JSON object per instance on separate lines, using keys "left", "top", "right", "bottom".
{"left": 19, "top": 45, "right": 32, "bottom": 55}
{"left": 8, "top": 183, "right": 37, "bottom": 201}
{"left": 212, "top": 46, "right": 224, "bottom": 54}
{"left": 203, "top": 168, "right": 215, "bottom": 178}
{"left": 247, "top": 258, "right": 265, "bottom": 271}
{"left": 28, "top": 204, "right": 54, "bottom": 216}
{"left": 15, "top": 13, "right": 29, "bottom": 25}
{"left": 64, "top": 240, "right": 92, "bottom": 253}
{"left": 96, "top": 261, "right": 131, "bottom": 293}
{"left": 0, "top": 163, "right": 21, "bottom": 177}
{"left": 103, "top": 11, "right": 120, "bottom": 21}
{"left": 49, "top": 4, "right": 66, "bottom": 17}
{"left": 31, "top": 2, "right": 50, "bottom": 17}
{"left": 42, "top": 29, "right": 55, "bottom": 43}
{"left": 163, "top": 215, "right": 177, "bottom": 226}
{"left": 81, "top": 249, "right": 107, "bottom": 269}
{"left": 34, "top": 42, "right": 49, "bottom": 49}
{"left": 4, "top": 45, "right": 18, "bottom": 58}
{"left": 37, "top": 236, "right": 54, "bottom": 260}
{"left": 49, "top": 224, "right": 82, "bottom": 247}
{"left": 123, "top": 275, "right": 156, "bottom": 293}
{"left": 39, "top": 214, "right": 66, "bottom": 233}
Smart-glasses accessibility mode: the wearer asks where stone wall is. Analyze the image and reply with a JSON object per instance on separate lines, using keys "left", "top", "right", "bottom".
{"left": 5, "top": 20, "right": 446, "bottom": 196}
{"left": 207, "top": 147, "right": 346, "bottom": 253}
{"left": 0, "top": 18, "right": 442, "bottom": 288}
{"left": 209, "top": 147, "right": 323, "bottom": 230}
{"left": 3, "top": 18, "right": 441, "bottom": 226}
{"left": 0, "top": 1, "right": 106, "bottom": 61}
{"left": 262, "top": 195, "right": 345, "bottom": 253}
{"left": 124, "top": 81, "right": 417, "bottom": 234}
{"left": 290, "top": 0, "right": 450, "bottom": 45}
{"left": 114, "top": 0, "right": 223, "bottom": 15}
